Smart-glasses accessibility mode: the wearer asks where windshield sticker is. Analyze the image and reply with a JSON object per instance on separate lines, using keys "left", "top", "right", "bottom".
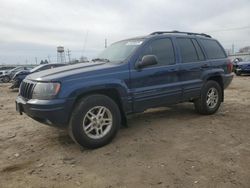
{"left": 126, "top": 41, "right": 143, "bottom": 46}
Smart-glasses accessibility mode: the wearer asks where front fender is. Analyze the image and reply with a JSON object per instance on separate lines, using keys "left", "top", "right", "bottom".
{"left": 59, "top": 78, "right": 132, "bottom": 114}
{"left": 71, "top": 79, "right": 128, "bottom": 99}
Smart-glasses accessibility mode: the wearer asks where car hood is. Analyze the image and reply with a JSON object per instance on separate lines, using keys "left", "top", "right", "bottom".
{"left": 237, "top": 61, "right": 250, "bottom": 66}
{"left": 26, "top": 62, "right": 119, "bottom": 82}
{"left": 16, "top": 70, "right": 31, "bottom": 75}
{"left": 13, "top": 70, "right": 30, "bottom": 78}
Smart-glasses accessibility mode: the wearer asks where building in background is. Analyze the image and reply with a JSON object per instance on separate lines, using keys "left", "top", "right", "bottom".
{"left": 239, "top": 46, "right": 250, "bottom": 53}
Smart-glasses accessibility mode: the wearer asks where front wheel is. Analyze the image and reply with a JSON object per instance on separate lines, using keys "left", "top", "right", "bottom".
{"left": 2, "top": 76, "right": 10, "bottom": 83}
{"left": 194, "top": 81, "right": 222, "bottom": 115}
{"left": 69, "top": 94, "right": 121, "bottom": 149}
{"left": 235, "top": 70, "right": 241, "bottom": 76}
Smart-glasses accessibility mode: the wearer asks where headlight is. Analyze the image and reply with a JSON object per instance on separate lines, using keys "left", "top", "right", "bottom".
{"left": 32, "top": 82, "right": 61, "bottom": 100}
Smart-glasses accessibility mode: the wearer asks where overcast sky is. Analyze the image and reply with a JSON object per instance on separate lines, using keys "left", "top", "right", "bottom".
{"left": 0, "top": 0, "right": 250, "bottom": 64}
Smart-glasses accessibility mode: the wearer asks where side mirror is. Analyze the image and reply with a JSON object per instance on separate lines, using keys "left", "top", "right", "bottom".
{"left": 136, "top": 55, "right": 158, "bottom": 69}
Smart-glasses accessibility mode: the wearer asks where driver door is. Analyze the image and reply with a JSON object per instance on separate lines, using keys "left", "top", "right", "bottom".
{"left": 129, "top": 38, "right": 182, "bottom": 112}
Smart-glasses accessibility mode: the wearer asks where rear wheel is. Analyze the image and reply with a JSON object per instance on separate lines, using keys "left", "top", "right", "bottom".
{"left": 194, "top": 80, "right": 222, "bottom": 115}
{"left": 69, "top": 94, "right": 121, "bottom": 149}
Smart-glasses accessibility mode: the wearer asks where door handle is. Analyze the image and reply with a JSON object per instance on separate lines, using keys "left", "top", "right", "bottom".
{"left": 201, "top": 64, "right": 209, "bottom": 68}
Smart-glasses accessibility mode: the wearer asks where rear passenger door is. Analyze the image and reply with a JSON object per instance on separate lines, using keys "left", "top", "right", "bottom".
{"left": 176, "top": 37, "right": 208, "bottom": 101}
{"left": 130, "top": 37, "right": 182, "bottom": 112}
{"left": 199, "top": 39, "right": 228, "bottom": 73}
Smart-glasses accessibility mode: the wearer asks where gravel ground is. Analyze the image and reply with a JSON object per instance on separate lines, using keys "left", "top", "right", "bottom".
{"left": 0, "top": 76, "right": 250, "bottom": 188}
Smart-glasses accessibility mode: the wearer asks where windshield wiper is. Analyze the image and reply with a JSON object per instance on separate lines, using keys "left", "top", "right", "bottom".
{"left": 92, "top": 58, "right": 110, "bottom": 62}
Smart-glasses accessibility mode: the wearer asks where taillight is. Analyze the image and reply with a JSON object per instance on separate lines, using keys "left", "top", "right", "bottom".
{"left": 227, "top": 59, "right": 233, "bottom": 73}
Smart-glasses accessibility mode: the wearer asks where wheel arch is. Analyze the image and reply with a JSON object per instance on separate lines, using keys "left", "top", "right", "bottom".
{"left": 206, "top": 75, "right": 224, "bottom": 102}
{"left": 69, "top": 87, "right": 128, "bottom": 126}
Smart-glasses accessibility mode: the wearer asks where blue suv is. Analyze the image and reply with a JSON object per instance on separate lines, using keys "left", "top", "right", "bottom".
{"left": 16, "top": 31, "right": 234, "bottom": 148}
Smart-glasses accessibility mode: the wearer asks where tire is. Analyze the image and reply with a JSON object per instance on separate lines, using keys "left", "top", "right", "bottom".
{"left": 194, "top": 80, "right": 222, "bottom": 115}
{"left": 2, "top": 76, "right": 10, "bottom": 83}
{"left": 69, "top": 94, "right": 121, "bottom": 149}
{"left": 235, "top": 71, "right": 241, "bottom": 76}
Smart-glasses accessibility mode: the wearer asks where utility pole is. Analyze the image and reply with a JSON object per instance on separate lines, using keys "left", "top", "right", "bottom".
{"left": 105, "top": 38, "right": 107, "bottom": 48}
{"left": 82, "top": 30, "right": 89, "bottom": 57}
{"left": 35, "top": 57, "right": 38, "bottom": 64}
{"left": 47, "top": 55, "right": 51, "bottom": 63}
{"left": 67, "top": 49, "right": 71, "bottom": 64}
{"left": 232, "top": 43, "right": 235, "bottom": 55}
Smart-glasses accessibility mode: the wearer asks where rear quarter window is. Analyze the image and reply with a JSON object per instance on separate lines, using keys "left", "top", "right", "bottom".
{"left": 200, "top": 39, "right": 226, "bottom": 59}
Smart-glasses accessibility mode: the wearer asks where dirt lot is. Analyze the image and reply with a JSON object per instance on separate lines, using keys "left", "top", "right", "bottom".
{"left": 0, "top": 76, "right": 250, "bottom": 188}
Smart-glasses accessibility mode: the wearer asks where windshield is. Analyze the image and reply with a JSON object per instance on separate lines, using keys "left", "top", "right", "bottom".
{"left": 96, "top": 39, "right": 144, "bottom": 63}
{"left": 10, "top": 66, "right": 23, "bottom": 72}
{"left": 30, "top": 65, "right": 45, "bottom": 72}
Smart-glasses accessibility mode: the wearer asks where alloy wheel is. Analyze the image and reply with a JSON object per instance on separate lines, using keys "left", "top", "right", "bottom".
{"left": 82, "top": 106, "right": 113, "bottom": 139}
{"left": 206, "top": 87, "right": 219, "bottom": 109}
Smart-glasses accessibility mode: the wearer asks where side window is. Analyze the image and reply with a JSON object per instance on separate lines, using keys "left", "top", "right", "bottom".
{"left": 200, "top": 39, "right": 226, "bottom": 59}
{"left": 192, "top": 39, "right": 205, "bottom": 61}
{"left": 140, "top": 38, "right": 175, "bottom": 66}
{"left": 176, "top": 38, "right": 199, "bottom": 63}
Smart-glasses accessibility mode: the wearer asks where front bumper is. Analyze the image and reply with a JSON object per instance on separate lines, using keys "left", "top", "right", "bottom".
{"left": 236, "top": 68, "right": 250, "bottom": 74}
{"left": 16, "top": 96, "right": 74, "bottom": 128}
{"left": 10, "top": 79, "right": 20, "bottom": 89}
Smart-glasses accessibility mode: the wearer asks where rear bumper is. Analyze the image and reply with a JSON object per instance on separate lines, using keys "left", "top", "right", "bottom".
{"left": 16, "top": 96, "right": 74, "bottom": 128}
{"left": 222, "top": 73, "right": 234, "bottom": 89}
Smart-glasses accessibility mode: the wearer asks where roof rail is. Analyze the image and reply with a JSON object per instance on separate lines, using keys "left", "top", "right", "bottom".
{"left": 150, "top": 31, "right": 211, "bottom": 38}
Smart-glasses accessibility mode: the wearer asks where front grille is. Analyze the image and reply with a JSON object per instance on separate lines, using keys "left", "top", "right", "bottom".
{"left": 20, "top": 81, "right": 36, "bottom": 100}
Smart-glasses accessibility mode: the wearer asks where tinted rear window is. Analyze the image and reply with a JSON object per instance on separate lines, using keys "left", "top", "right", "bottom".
{"left": 200, "top": 39, "right": 226, "bottom": 59}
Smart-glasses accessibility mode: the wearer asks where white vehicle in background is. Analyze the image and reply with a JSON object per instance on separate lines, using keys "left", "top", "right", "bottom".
{"left": 0, "top": 66, "right": 31, "bottom": 83}
{"left": 0, "top": 67, "right": 15, "bottom": 82}
{"left": 0, "top": 66, "right": 15, "bottom": 75}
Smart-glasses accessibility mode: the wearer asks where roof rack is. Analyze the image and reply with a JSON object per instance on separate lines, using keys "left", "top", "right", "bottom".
{"left": 150, "top": 31, "right": 211, "bottom": 38}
